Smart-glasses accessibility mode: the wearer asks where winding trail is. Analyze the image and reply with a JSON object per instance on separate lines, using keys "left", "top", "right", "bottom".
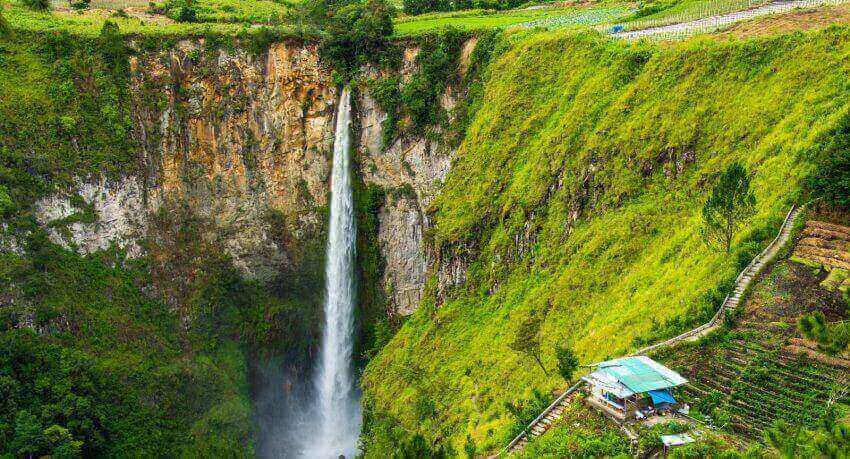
{"left": 612, "top": 0, "right": 846, "bottom": 40}
{"left": 499, "top": 205, "right": 802, "bottom": 456}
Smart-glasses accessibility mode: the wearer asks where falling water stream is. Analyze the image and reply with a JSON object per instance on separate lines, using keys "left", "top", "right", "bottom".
{"left": 308, "top": 87, "right": 361, "bottom": 458}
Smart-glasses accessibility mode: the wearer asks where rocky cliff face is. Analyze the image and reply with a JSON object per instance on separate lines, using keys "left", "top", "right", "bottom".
{"left": 355, "top": 88, "right": 455, "bottom": 315}
{"left": 31, "top": 38, "right": 464, "bottom": 317}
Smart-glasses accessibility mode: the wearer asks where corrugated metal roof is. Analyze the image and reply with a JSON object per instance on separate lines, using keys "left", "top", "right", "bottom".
{"left": 661, "top": 433, "right": 695, "bottom": 447}
{"left": 587, "top": 356, "right": 687, "bottom": 394}
{"left": 582, "top": 371, "right": 634, "bottom": 398}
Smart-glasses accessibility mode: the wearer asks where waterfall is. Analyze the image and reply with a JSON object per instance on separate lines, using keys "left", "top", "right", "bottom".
{"left": 309, "top": 87, "right": 361, "bottom": 458}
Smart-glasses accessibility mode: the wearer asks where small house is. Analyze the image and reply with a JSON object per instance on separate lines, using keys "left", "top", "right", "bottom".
{"left": 582, "top": 356, "right": 687, "bottom": 422}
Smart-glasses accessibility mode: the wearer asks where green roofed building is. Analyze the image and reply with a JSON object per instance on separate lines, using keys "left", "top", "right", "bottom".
{"left": 582, "top": 356, "right": 688, "bottom": 421}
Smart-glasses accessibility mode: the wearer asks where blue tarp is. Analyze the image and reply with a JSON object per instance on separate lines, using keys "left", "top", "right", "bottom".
{"left": 648, "top": 389, "right": 676, "bottom": 406}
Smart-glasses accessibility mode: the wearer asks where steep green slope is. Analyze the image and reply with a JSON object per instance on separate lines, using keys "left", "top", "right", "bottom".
{"left": 361, "top": 28, "right": 850, "bottom": 454}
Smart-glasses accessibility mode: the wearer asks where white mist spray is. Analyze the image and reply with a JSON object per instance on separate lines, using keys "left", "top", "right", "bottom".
{"left": 310, "top": 87, "right": 361, "bottom": 458}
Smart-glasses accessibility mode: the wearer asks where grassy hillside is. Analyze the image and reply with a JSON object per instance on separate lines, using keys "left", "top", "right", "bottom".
{"left": 360, "top": 27, "right": 850, "bottom": 454}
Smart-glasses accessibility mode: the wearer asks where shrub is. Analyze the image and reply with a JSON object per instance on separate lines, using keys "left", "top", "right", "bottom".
{"left": 0, "top": 9, "right": 10, "bottom": 38}
{"left": 69, "top": 0, "right": 91, "bottom": 11}
{"left": 176, "top": 4, "right": 197, "bottom": 22}
{"left": 808, "top": 146, "right": 850, "bottom": 209}
{"left": 163, "top": 0, "right": 198, "bottom": 22}
{"left": 798, "top": 310, "right": 850, "bottom": 355}
{"left": 22, "top": 0, "right": 50, "bottom": 11}
{"left": 555, "top": 345, "right": 579, "bottom": 382}
{"left": 244, "top": 26, "right": 282, "bottom": 57}
{"left": 0, "top": 185, "right": 12, "bottom": 216}
{"left": 503, "top": 389, "right": 551, "bottom": 439}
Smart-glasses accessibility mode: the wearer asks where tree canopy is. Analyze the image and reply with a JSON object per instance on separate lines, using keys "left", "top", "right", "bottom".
{"left": 702, "top": 162, "right": 757, "bottom": 253}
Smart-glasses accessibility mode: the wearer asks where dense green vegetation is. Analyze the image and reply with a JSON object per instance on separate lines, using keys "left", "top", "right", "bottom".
{"left": 288, "top": 0, "right": 397, "bottom": 77}
{"left": 0, "top": 237, "right": 258, "bottom": 456}
{"left": 361, "top": 27, "right": 850, "bottom": 454}
{"left": 0, "top": 22, "right": 325, "bottom": 456}
{"left": 806, "top": 111, "right": 850, "bottom": 209}
{"left": 514, "top": 399, "right": 630, "bottom": 458}
{"left": 0, "top": 26, "right": 134, "bottom": 218}
{"left": 365, "top": 27, "right": 471, "bottom": 146}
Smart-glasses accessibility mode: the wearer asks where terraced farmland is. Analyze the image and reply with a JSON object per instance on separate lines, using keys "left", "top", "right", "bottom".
{"left": 393, "top": 5, "right": 629, "bottom": 36}
{"left": 655, "top": 254, "right": 850, "bottom": 442}
{"left": 666, "top": 336, "right": 848, "bottom": 438}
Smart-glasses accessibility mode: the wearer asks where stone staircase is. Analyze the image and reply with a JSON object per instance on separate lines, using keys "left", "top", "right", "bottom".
{"left": 499, "top": 382, "right": 583, "bottom": 456}
{"left": 499, "top": 205, "right": 803, "bottom": 456}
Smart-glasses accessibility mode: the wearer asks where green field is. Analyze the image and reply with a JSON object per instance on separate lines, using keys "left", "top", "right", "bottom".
{"left": 159, "top": 0, "right": 296, "bottom": 24}
{"left": 361, "top": 26, "right": 850, "bottom": 455}
{"left": 394, "top": 5, "right": 629, "bottom": 36}
{"left": 8, "top": 0, "right": 630, "bottom": 38}
{"left": 621, "top": 0, "right": 770, "bottom": 30}
{"left": 4, "top": 0, "right": 249, "bottom": 36}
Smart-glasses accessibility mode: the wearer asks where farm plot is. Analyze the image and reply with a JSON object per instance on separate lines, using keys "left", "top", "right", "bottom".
{"left": 655, "top": 257, "right": 850, "bottom": 442}
{"left": 393, "top": 5, "right": 629, "bottom": 36}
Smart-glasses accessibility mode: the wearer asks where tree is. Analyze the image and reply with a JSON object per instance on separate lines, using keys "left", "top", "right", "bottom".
{"left": 701, "top": 162, "right": 756, "bottom": 253}
{"left": 10, "top": 411, "right": 45, "bottom": 459}
{"left": 764, "top": 408, "right": 850, "bottom": 458}
{"left": 21, "top": 0, "right": 50, "bottom": 10}
{"left": 0, "top": 185, "right": 12, "bottom": 216}
{"left": 509, "top": 309, "right": 548, "bottom": 375}
{"left": 395, "top": 433, "right": 453, "bottom": 459}
{"left": 68, "top": 0, "right": 90, "bottom": 10}
{"left": 402, "top": 0, "right": 449, "bottom": 15}
{"left": 813, "top": 406, "right": 850, "bottom": 458}
{"left": 287, "top": 0, "right": 396, "bottom": 77}
{"left": 44, "top": 425, "right": 82, "bottom": 459}
{"left": 555, "top": 345, "right": 579, "bottom": 382}
{"left": 798, "top": 309, "right": 850, "bottom": 355}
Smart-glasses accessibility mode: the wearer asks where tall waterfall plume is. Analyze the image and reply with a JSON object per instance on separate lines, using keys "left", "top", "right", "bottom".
{"left": 311, "top": 87, "right": 361, "bottom": 458}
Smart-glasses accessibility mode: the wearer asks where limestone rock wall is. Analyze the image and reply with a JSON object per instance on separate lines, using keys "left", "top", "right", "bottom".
{"left": 30, "top": 38, "right": 469, "bottom": 317}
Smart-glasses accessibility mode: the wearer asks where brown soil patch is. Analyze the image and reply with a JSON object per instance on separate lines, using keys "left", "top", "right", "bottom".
{"left": 715, "top": 3, "right": 850, "bottom": 38}
{"left": 785, "top": 341, "right": 850, "bottom": 368}
{"left": 794, "top": 220, "right": 850, "bottom": 270}
{"left": 744, "top": 260, "right": 844, "bottom": 324}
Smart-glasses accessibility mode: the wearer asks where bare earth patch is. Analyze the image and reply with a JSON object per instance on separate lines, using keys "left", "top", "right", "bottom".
{"left": 715, "top": 3, "right": 850, "bottom": 38}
